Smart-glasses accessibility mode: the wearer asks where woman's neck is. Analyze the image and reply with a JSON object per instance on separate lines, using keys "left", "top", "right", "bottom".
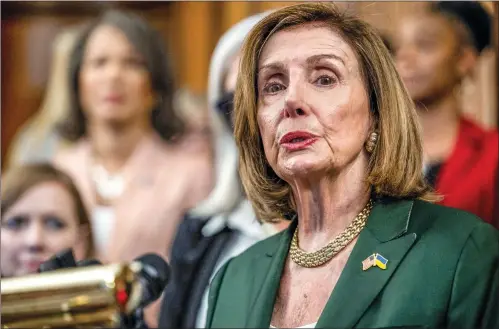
{"left": 291, "top": 158, "right": 371, "bottom": 252}
{"left": 88, "top": 121, "right": 152, "bottom": 173}
{"left": 417, "top": 94, "right": 461, "bottom": 164}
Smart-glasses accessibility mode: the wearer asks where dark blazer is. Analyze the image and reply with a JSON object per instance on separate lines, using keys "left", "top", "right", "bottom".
{"left": 158, "top": 215, "right": 235, "bottom": 328}
{"left": 206, "top": 198, "right": 499, "bottom": 328}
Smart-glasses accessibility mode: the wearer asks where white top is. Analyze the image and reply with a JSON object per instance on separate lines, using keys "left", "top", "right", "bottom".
{"left": 270, "top": 322, "right": 317, "bottom": 328}
{"left": 91, "top": 206, "right": 115, "bottom": 257}
{"left": 89, "top": 164, "right": 124, "bottom": 258}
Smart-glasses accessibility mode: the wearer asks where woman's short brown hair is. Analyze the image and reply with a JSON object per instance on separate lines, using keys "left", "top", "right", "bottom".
{"left": 234, "top": 2, "right": 434, "bottom": 222}
{"left": 57, "top": 10, "right": 185, "bottom": 142}
{"left": 1, "top": 163, "right": 95, "bottom": 258}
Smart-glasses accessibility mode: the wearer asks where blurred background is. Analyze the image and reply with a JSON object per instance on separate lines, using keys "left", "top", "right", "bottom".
{"left": 2, "top": 1, "right": 498, "bottom": 167}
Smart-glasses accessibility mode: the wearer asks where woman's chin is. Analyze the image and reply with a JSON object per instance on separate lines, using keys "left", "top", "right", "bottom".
{"left": 279, "top": 158, "right": 326, "bottom": 179}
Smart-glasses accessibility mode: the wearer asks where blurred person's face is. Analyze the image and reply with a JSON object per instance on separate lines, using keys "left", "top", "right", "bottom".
{"left": 1, "top": 182, "right": 87, "bottom": 277}
{"left": 256, "top": 24, "right": 371, "bottom": 181}
{"left": 224, "top": 53, "right": 241, "bottom": 93}
{"left": 79, "top": 25, "right": 155, "bottom": 126}
{"left": 394, "top": 12, "right": 474, "bottom": 105}
{"left": 216, "top": 52, "right": 241, "bottom": 131}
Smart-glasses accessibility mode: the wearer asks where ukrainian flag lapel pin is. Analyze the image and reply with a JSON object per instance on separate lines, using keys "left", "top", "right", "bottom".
{"left": 363, "top": 253, "right": 388, "bottom": 271}
{"left": 374, "top": 253, "right": 388, "bottom": 270}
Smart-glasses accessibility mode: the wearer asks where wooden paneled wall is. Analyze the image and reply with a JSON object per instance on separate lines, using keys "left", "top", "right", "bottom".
{"left": 1, "top": 2, "right": 497, "bottom": 168}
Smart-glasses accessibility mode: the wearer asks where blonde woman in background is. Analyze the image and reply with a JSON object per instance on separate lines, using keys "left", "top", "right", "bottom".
{"left": 1, "top": 163, "right": 94, "bottom": 278}
{"left": 6, "top": 27, "right": 82, "bottom": 168}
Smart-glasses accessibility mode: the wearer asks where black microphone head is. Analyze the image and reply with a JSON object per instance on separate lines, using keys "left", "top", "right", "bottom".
{"left": 134, "top": 253, "right": 170, "bottom": 305}
{"left": 38, "top": 261, "right": 60, "bottom": 273}
{"left": 38, "top": 248, "right": 77, "bottom": 273}
{"left": 77, "top": 259, "right": 102, "bottom": 267}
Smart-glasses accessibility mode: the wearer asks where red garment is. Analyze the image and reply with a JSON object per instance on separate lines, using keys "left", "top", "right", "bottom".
{"left": 436, "top": 118, "right": 498, "bottom": 226}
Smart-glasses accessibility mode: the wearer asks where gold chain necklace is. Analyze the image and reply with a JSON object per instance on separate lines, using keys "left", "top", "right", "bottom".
{"left": 289, "top": 199, "right": 373, "bottom": 268}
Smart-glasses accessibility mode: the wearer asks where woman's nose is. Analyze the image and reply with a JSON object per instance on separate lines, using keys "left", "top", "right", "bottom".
{"left": 24, "top": 222, "right": 46, "bottom": 252}
{"left": 101, "top": 61, "right": 125, "bottom": 85}
{"left": 283, "top": 81, "right": 311, "bottom": 118}
{"left": 395, "top": 45, "right": 415, "bottom": 70}
{"left": 283, "top": 106, "right": 307, "bottom": 118}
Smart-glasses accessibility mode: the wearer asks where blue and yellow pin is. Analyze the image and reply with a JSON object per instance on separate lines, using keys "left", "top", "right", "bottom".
{"left": 362, "top": 253, "right": 388, "bottom": 271}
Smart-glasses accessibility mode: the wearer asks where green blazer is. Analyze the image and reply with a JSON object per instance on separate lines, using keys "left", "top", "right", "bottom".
{"left": 206, "top": 198, "right": 499, "bottom": 328}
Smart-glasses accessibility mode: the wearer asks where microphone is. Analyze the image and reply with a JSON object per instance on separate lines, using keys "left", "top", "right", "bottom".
{"left": 4, "top": 252, "right": 170, "bottom": 329}
{"left": 38, "top": 248, "right": 77, "bottom": 273}
{"left": 76, "top": 254, "right": 169, "bottom": 309}
{"left": 125, "top": 254, "right": 170, "bottom": 329}
{"left": 133, "top": 253, "right": 170, "bottom": 309}
{"left": 38, "top": 249, "right": 101, "bottom": 272}
{"left": 40, "top": 250, "right": 170, "bottom": 309}
{"left": 77, "top": 259, "right": 102, "bottom": 267}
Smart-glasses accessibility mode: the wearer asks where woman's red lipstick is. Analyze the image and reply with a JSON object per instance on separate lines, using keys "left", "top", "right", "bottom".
{"left": 103, "top": 94, "right": 124, "bottom": 103}
{"left": 279, "top": 131, "right": 318, "bottom": 151}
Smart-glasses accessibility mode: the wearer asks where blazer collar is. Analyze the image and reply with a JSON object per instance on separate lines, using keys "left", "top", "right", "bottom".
{"left": 365, "top": 197, "right": 414, "bottom": 242}
{"left": 247, "top": 198, "right": 417, "bottom": 328}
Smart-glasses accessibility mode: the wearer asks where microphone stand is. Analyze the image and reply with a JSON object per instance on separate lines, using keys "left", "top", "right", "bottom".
{"left": 121, "top": 307, "right": 148, "bottom": 329}
{"left": 132, "top": 307, "right": 148, "bottom": 329}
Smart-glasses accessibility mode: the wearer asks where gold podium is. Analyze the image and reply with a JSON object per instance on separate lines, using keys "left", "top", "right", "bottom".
{"left": 1, "top": 263, "right": 143, "bottom": 328}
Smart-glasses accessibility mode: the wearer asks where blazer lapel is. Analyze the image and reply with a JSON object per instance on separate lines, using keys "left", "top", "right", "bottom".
{"left": 317, "top": 199, "right": 417, "bottom": 328}
{"left": 245, "top": 221, "right": 296, "bottom": 328}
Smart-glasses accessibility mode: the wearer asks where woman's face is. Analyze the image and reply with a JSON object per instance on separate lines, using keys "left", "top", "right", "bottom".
{"left": 79, "top": 25, "right": 155, "bottom": 126}
{"left": 394, "top": 12, "right": 466, "bottom": 104}
{"left": 256, "top": 24, "right": 371, "bottom": 181}
{"left": 1, "top": 182, "right": 86, "bottom": 277}
{"left": 224, "top": 52, "right": 242, "bottom": 93}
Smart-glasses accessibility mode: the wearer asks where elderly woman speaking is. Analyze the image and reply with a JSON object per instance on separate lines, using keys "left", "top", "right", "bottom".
{"left": 205, "top": 3, "right": 499, "bottom": 329}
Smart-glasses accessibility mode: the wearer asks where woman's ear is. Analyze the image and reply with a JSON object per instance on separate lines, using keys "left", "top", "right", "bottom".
{"left": 457, "top": 47, "right": 477, "bottom": 79}
{"left": 73, "top": 224, "right": 91, "bottom": 261}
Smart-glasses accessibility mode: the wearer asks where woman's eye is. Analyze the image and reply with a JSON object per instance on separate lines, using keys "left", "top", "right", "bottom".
{"left": 44, "top": 216, "right": 67, "bottom": 231}
{"left": 90, "top": 57, "right": 107, "bottom": 67}
{"left": 416, "top": 39, "right": 437, "bottom": 52}
{"left": 2, "top": 215, "right": 29, "bottom": 231}
{"left": 125, "top": 57, "right": 146, "bottom": 69}
{"left": 315, "top": 75, "right": 336, "bottom": 86}
{"left": 263, "top": 83, "right": 285, "bottom": 94}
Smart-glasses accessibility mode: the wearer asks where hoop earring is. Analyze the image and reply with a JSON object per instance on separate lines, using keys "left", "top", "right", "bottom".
{"left": 365, "top": 132, "right": 378, "bottom": 153}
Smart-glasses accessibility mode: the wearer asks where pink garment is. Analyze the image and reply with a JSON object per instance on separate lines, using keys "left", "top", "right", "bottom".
{"left": 53, "top": 132, "right": 213, "bottom": 263}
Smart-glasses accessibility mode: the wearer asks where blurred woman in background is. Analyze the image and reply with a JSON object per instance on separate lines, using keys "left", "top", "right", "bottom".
{"left": 1, "top": 163, "right": 94, "bottom": 278}
{"left": 394, "top": 1, "right": 498, "bottom": 224}
{"left": 6, "top": 27, "right": 82, "bottom": 168}
{"left": 159, "top": 12, "right": 289, "bottom": 329}
{"left": 53, "top": 10, "right": 213, "bottom": 265}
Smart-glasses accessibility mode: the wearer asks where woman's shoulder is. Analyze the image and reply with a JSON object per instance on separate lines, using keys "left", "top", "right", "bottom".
{"left": 460, "top": 117, "right": 498, "bottom": 153}
{"left": 53, "top": 139, "right": 87, "bottom": 162}
{"left": 411, "top": 199, "right": 499, "bottom": 249}
{"left": 52, "top": 140, "right": 88, "bottom": 172}
{"left": 154, "top": 133, "right": 212, "bottom": 168}
{"left": 413, "top": 198, "right": 493, "bottom": 223}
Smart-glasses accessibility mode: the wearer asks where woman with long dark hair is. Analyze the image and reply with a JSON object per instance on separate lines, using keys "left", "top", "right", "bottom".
{"left": 54, "top": 10, "right": 213, "bottom": 270}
